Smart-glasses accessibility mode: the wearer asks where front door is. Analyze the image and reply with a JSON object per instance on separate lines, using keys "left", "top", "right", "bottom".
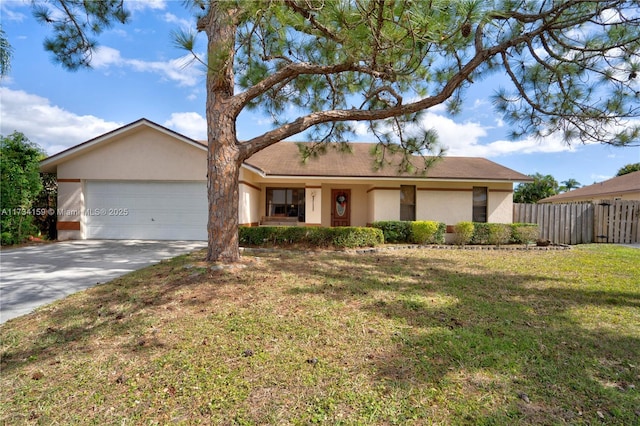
{"left": 331, "top": 189, "right": 351, "bottom": 227}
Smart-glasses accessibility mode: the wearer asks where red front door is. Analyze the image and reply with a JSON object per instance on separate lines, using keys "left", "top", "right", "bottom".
{"left": 331, "top": 189, "right": 351, "bottom": 227}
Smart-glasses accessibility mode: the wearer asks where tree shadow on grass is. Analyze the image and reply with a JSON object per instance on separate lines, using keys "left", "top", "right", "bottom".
{"left": 279, "top": 250, "right": 640, "bottom": 424}
{"left": 1, "top": 248, "right": 638, "bottom": 424}
{"left": 0, "top": 250, "right": 252, "bottom": 373}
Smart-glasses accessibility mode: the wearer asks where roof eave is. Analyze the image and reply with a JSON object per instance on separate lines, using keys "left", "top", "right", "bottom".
{"left": 540, "top": 187, "right": 640, "bottom": 202}
{"left": 239, "top": 172, "right": 523, "bottom": 183}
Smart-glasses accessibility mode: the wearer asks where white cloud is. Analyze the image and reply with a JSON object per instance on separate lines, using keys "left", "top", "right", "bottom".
{"left": 599, "top": 8, "right": 623, "bottom": 24}
{"left": 163, "top": 12, "right": 193, "bottom": 29}
{"left": 111, "top": 28, "right": 129, "bottom": 38}
{"left": 93, "top": 45, "right": 203, "bottom": 87}
{"left": 418, "top": 113, "right": 488, "bottom": 153}
{"left": 590, "top": 173, "right": 613, "bottom": 183}
{"left": 420, "top": 111, "right": 573, "bottom": 157}
{"left": 91, "top": 46, "right": 124, "bottom": 69}
{"left": 0, "top": 87, "right": 122, "bottom": 155}
{"left": 0, "top": 2, "right": 28, "bottom": 22}
{"left": 125, "top": 0, "right": 167, "bottom": 12}
{"left": 164, "top": 112, "right": 206, "bottom": 140}
{"left": 353, "top": 109, "right": 574, "bottom": 157}
{"left": 470, "top": 135, "right": 573, "bottom": 157}
{"left": 472, "top": 99, "right": 489, "bottom": 109}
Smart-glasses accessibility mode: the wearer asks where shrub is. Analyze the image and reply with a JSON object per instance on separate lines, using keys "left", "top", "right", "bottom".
{"left": 411, "top": 221, "right": 446, "bottom": 244}
{"left": 1, "top": 132, "right": 45, "bottom": 245}
{"left": 280, "top": 226, "right": 308, "bottom": 243}
{"left": 511, "top": 223, "right": 539, "bottom": 245}
{"left": 329, "top": 227, "right": 384, "bottom": 248}
{"left": 487, "top": 223, "right": 512, "bottom": 246}
{"left": 453, "top": 222, "right": 540, "bottom": 246}
{"left": 239, "top": 226, "right": 383, "bottom": 249}
{"left": 305, "top": 227, "right": 333, "bottom": 247}
{"left": 370, "top": 221, "right": 412, "bottom": 243}
{"left": 433, "top": 222, "right": 447, "bottom": 244}
{"left": 239, "top": 226, "right": 275, "bottom": 245}
{"left": 453, "top": 221, "right": 474, "bottom": 245}
{"left": 471, "top": 223, "right": 490, "bottom": 245}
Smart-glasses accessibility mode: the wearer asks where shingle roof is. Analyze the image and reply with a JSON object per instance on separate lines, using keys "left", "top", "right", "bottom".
{"left": 243, "top": 142, "right": 532, "bottom": 181}
{"left": 539, "top": 170, "right": 640, "bottom": 202}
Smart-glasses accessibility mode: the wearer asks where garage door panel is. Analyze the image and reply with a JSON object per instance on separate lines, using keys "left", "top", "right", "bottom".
{"left": 85, "top": 181, "right": 207, "bottom": 240}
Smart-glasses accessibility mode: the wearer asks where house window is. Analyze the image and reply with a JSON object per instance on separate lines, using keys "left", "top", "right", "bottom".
{"left": 400, "top": 185, "right": 416, "bottom": 221}
{"left": 266, "top": 188, "right": 305, "bottom": 220}
{"left": 473, "top": 187, "right": 487, "bottom": 222}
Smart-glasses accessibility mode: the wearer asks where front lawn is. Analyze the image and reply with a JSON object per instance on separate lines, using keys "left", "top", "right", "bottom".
{"left": 1, "top": 245, "right": 638, "bottom": 424}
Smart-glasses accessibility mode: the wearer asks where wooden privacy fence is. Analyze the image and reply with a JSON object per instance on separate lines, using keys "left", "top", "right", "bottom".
{"left": 513, "top": 200, "right": 640, "bottom": 245}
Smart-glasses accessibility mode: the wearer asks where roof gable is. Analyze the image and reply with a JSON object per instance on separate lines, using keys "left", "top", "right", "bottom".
{"left": 40, "top": 118, "right": 205, "bottom": 173}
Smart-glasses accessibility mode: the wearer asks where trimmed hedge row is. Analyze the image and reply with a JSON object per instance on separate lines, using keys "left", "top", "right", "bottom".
{"left": 370, "top": 220, "right": 446, "bottom": 244}
{"left": 239, "top": 226, "right": 384, "bottom": 249}
{"left": 454, "top": 222, "right": 539, "bottom": 246}
{"left": 239, "top": 221, "right": 537, "bottom": 249}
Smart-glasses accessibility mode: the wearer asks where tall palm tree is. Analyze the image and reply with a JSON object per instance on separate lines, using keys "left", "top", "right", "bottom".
{"left": 560, "top": 179, "right": 581, "bottom": 193}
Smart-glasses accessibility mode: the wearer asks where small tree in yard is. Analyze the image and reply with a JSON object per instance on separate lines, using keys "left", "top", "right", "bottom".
{"left": 34, "top": 1, "right": 640, "bottom": 262}
{"left": 1, "top": 132, "right": 45, "bottom": 245}
{"left": 514, "top": 173, "right": 560, "bottom": 203}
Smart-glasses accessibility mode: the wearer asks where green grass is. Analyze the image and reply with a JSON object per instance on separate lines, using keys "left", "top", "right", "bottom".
{"left": 1, "top": 245, "right": 639, "bottom": 425}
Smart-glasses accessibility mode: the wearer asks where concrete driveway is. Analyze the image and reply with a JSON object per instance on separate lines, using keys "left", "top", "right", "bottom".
{"left": 0, "top": 240, "right": 206, "bottom": 324}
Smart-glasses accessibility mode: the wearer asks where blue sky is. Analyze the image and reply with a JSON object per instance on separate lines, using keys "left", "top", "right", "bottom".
{"left": 1, "top": 0, "right": 638, "bottom": 187}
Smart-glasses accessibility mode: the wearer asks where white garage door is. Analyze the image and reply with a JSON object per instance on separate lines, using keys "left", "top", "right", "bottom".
{"left": 85, "top": 181, "right": 207, "bottom": 240}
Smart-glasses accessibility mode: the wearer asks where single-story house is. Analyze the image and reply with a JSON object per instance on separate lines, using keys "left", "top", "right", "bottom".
{"left": 40, "top": 118, "right": 533, "bottom": 241}
{"left": 539, "top": 171, "right": 640, "bottom": 204}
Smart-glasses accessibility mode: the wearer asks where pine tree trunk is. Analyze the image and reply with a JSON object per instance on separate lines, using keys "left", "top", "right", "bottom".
{"left": 206, "top": 115, "right": 241, "bottom": 263}
{"left": 202, "top": 3, "right": 241, "bottom": 263}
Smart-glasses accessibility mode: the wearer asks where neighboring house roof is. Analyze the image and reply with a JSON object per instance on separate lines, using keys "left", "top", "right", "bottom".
{"left": 539, "top": 170, "right": 640, "bottom": 203}
{"left": 40, "top": 118, "right": 206, "bottom": 173}
{"left": 244, "top": 142, "right": 533, "bottom": 182}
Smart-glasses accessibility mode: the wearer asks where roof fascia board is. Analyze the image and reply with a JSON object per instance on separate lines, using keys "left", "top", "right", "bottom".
{"left": 240, "top": 163, "right": 267, "bottom": 178}
{"left": 543, "top": 187, "right": 640, "bottom": 201}
{"left": 240, "top": 172, "right": 521, "bottom": 184}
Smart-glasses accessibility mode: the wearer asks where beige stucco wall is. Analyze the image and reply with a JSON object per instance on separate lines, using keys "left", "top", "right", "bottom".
{"left": 239, "top": 183, "right": 261, "bottom": 225}
{"left": 350, "top": 185, "right": 369, "bottom": 227}
{"left": 369, "top": 188, "right": 400, "bottom": 222}
{"left": 305, "top": 187, "right": 322, "bottom": 225}
{"left": 417, "top": 189, "right": 472, "bottom": 224}
{"left": 488, "top": 190, "right": 513, "bottom": 223}
{"left": 416, "top": 183, "right": 515, "bottom": 225}
{"left": 57, "top": 127, "right": 207, "bottom": 181}
{"left": 58, "top": 182, "right": 83, "bottom": 220}
{"left": 56, "top": 181, "right": 83, "bottom": 240}
{"left": 366, "top": 182, "right": 515, "bottom": 225}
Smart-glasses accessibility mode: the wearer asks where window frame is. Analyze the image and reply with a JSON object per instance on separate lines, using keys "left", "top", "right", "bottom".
{"left": 265, "top": 188, "right": 305, "bottom": 220}
{"left": 472, "top": 186, "right": 488, "bottom": 223}
{"left": 400, "top": 185, "right": 416, "bottom": 221}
